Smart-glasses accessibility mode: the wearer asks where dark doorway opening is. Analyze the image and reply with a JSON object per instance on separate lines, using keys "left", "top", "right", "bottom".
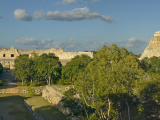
{"left": 11, "top": 54, "right": 14, "bottom": 57}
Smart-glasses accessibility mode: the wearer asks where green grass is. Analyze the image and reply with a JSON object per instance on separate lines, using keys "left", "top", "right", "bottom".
{"left": 27, "top": 96, "right": 69, "bottom": 120}
{"left": 0, "top": 94, "right": 68, "bottom": 120}
{"left": 52, "top": 86, "right": 66, "bottom": 93}
{"left": 16, "top": 86, "right": 45, "bottom": 90}
{"left": 0, "top": 94, "right": 35, "bottom": 120}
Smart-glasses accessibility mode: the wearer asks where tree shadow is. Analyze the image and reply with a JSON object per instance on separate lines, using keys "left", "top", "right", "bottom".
{"left": 34, "top": 105, "right": 69, "bottom": 120}
{"left": 0, "top": 94, "right": 35, "bottom": 120}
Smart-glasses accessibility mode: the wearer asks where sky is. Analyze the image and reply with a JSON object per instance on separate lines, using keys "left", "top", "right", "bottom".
{"left": 1, "top": 0, "right": 160, "bottom": 55}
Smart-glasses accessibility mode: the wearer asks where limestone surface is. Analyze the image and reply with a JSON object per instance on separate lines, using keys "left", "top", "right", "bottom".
{"left": 42, "top": 85, "right": 80, "bottom": 120}
{"left": 0, "top": 46, "right": 93, "bottom": 68}
{"left": 139, "top": 30, "right": 160, "bottom": 60}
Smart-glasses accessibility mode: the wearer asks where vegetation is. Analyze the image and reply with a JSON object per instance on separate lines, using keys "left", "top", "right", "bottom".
{"left": 69, "top": 44, "right": 144, "bottom": 119}
{"left": 27, "top": 95, "right": 69, "bottom": 120}
{"left": 0, "top": 80, "right": 3, "bottom": 86}
{"left": 61, "top": 44, "right": 160, "bottom": 119}
{"left": 0, "top": 63, "right": 3, "bottom": 74}
{"left": 0, "top": 94, "right": 35, "bottom": 120}
{"left": 61, "top": 54, "right": 93, "bottom": 85}
{"left": 0, "top": 94, "right": 68, "bottom": 120}
{"left": 11, "top": 53, "right": 62, "bottom": 86}
{"left": 8, "top": 44, "right": 160, "bottom": 119}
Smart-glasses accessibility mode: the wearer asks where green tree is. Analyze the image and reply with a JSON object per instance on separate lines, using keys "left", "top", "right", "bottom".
{"left": 0, "top": 63, "right": 3, "bottom": 74}
{"left": 75, "top": 44, "right": 144, "bottom": 119}
{"left": 137, "top": 73, "right": 160, "bottom": 119}
{"left": 11, "top": 54, "right": 30, "bottom": 86}
{"left": 37, "top": 53, "right": 62, "bottom": 85}
{"left": 140, "top": 56, "right": 160, "bottom": 74}
{"left": 62, "top": 54, "right": 93, "bottom": 85}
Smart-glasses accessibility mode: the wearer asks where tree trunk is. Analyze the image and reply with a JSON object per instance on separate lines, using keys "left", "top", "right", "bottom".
{"left": 31, "top": 78, "right": 32, "bottom": 83}
{"left": 126, "top": 99, "right": 130, "bottom": 120}
{"left": 49, "top": 76, "right": 51, "bottom": 85}
{"left": 107, "top": 98, "right": 111, "bottom": 120}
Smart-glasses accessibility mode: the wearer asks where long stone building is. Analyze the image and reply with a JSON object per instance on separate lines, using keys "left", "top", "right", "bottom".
{"left": 139, "top": 30, "right": 160, "bottom": 60}
{"left": 0, "top": 46, "right": 93, "bottom": 69}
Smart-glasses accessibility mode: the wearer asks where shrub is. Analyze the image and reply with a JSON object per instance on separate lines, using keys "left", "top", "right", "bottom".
{"left": 27, "top": 85, "right": 35, "bottom": 96}
{"left": 17, "top": 82, "right": 22, "bottom": 86}
{"left": 30, "top": 80, "right": 37, "bottom": 87}
{"left": 0, "top": 80, "right": 3, "bottom": 86}
{"left": 38, "top": 81, "right": 47, "bottom": 86}
{"left": 57, "top": 79, "right": 64, "bottom": 85}
{"left": 24, "top": 80, "right": 30, "bottom": 86}
{"left": 0, "top": 63, "right": 3, "bottom": 74}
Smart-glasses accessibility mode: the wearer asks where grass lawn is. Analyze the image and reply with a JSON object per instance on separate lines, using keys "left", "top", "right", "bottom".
{"left": 27, "top": 95, "right": 69, "bottom": 120}
{"left": 0, "top": 94, "right": 68, "bottom": 120}
{"left": 0, "top": 94, "right": 35, "bottom": 120}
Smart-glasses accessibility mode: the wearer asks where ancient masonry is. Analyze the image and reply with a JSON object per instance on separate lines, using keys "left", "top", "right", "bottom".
{"left": 139, "top": 30, "right": 160, "bottom": 60}
{"left": 0, "top": 46, "right": 93, "bottom": 69}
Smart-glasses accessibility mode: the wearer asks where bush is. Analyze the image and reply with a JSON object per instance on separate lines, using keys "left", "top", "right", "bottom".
{"left": 0, "top": 80, "right": 3, "bottom": 86}
{"left": 27, "top": 85, "right": 35, "bottom": 96}
{"left": 57, "top": 79, "right": 64, "bottom": 85}
{"left": 30, "top": 80, "right": 37, "bottom": 87}
{"left": 38, "top": 81, "right": 47, "bottom": 86}
{"left": 17, "top": 82, "right": 22, "bottom": 86}
{"left": 24, "top": 80, "right": 30, "bottom": 86}
{"left": 0, "top": 63, "right": 3, "bottom": 74}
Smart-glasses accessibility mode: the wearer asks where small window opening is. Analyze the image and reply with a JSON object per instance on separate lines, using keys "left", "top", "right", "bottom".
{"left": 3, "top": 54, "right": 5, "bottom": 57}
{"left": 11, "top": 54, "right": 14, "bottom": 57}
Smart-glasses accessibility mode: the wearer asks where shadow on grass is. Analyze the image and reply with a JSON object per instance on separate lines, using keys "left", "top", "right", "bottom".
{"left": 34, "top": 105, "right": 69, "bottom": 120}
{"left": 0, "top": 94, "right": 35, "bottom": 120}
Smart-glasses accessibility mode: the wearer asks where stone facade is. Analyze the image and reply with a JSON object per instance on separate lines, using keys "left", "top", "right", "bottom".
{"left": 0, "top": 46, "right": 93, "bottom": 69}
{"left": 42, "top": 85, "right": 80, "bottom": 120}
{"left": 139, "top": 30, "right": 160, "bottom": 60}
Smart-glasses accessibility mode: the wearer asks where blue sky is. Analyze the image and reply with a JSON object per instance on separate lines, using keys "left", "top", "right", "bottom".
{"left": 1, "top": 0, "right": 160, "bottom": 55}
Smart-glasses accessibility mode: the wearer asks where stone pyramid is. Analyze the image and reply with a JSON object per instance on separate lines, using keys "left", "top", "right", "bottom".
{"left": 139, "top": 30, "right": 160, "bottom": 60}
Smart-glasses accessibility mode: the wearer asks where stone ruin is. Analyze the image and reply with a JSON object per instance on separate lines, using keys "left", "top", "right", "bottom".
{"left": 139, "top": 30, "right": 160, "bottom": 60}
{"left": 42, "top": 85, "right": 80, "bottom": 120}
{"left": 0, "top": 46, "right": 93, "bottom": 69}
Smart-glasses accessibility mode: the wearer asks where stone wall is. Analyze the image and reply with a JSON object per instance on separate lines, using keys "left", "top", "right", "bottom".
{"left": 24, "top": 100, "right": 44, "bottom": 120}
{"left": 0, "top": 88, "right": 42, "bottom": 94}
{"left": 42, "top": 85, "right": 80, "bottom": 120}
{"left": 139, "top": 30, "right": 160, "bottom": 60}
{"left": 0, "top": 46, "right": 93, "bottom": 68}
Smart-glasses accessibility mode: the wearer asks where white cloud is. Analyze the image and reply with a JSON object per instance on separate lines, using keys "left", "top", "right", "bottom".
{"left": 117, "top": 37, "right": 149, "bottom": 48}
{"left": 14, "top": 38, "right": 78, "bottom": 50}
{"left": 15, "top": 38, "right": 37, "bottom": 45}
{"left": 0, "top": 15, "right": 3, "bottom": 19}
{"left": 33, "top": 7, "right": 113, "bottom": 23}
{"left": 114, "top": 37, "right": 150, "bottom": 55}
{"left": 52, "top": 2, "right": 61, "bottom": 6}
{"left": 15, "top": 37, "right": 149, "bottom": 54}
{"left": 14, "top": 9, "right": 32, "bottom": 21}
{"left": 91, "top": 0, "right": 101, "bottom": 3}
{"left": 62, "top": 0, "right": 77, "bottom": 4}
{"left": 51, "top": 0, "right": 87, "bottom": 5}
{"left": 70, "top": 38, "right": 74, "bottom": 41}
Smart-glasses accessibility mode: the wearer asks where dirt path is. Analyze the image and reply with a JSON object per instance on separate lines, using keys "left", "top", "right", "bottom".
{"left": 0, "top": 70, "right": 17, "bottom": 88}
